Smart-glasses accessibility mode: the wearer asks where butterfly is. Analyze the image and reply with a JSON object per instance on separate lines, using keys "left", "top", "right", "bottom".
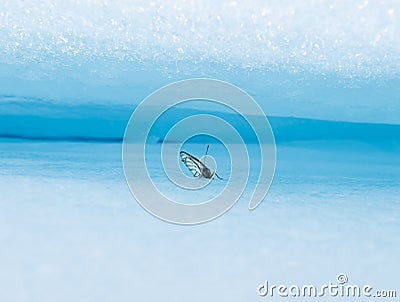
{"left": 180, "top": 145, "right": 223, "bottom": 180}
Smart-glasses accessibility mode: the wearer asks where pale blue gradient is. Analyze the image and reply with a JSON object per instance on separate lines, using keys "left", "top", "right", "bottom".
{"left": 1, "top": 0, "right": 400, "bottom": 301}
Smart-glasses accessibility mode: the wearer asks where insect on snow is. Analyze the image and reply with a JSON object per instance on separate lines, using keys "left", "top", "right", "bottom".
{"left": 179, "top": 145, "right": 223, "bottom": 180}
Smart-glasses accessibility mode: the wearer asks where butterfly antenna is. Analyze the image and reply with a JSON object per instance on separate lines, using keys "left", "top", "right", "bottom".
{"left": 203, "top": 145, "right": 209, "bottom": 165}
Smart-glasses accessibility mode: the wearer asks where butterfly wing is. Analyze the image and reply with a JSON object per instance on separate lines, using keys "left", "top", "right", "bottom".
{"left": 179, "top": 151, "right": 206, "bottom": 178}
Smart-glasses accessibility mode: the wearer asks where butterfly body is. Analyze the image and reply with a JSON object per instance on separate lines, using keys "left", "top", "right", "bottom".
{"left": 179, "top": 147, "right": 222, "bottom": 180}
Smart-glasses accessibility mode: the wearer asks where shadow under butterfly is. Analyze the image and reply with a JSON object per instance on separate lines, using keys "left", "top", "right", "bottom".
{"left": 180, "top": 145, "right": 223, "bottom": 180}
